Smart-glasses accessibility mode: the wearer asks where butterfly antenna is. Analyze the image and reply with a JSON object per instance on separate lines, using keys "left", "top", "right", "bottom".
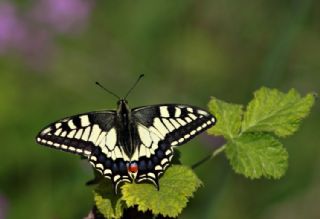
{"left": 124, "top": 74, "right": 144, "bottom": 99}
{"left": 95, "top": 82, "right": 120, "bottom": 100}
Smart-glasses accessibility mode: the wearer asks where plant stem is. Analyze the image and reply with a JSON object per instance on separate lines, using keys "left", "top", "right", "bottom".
{"left": 211, "top": 144, "right": 226, "bottom": 158}
{"left": 191, "top": 145, "right": 226, "bottom": 169}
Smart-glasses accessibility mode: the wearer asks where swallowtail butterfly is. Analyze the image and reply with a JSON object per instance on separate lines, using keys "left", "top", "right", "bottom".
{"left": 36, "top": 75, "right": 216, "bottom": 193}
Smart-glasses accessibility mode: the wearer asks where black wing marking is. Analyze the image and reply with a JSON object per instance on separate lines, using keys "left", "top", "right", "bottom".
{"left": 131, "top": 104, "right": 216, "bottom": 187}
{"left": 36, "top": 111, "right": 132, "bottom": 193}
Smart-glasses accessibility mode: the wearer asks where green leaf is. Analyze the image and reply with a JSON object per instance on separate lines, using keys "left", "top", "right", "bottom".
{"left": 226, "top": 133, "right": 288, "bottom": 179}
{"left": 242, "top": 87, "right": 315, "bottom": 137}
{"left": 121, "top": 165, "right": 202, "bottom": 218}
{"left": 207, "top": 97, "right": 243, "bottom": 139}
{"left": 94, "top": 180, "right": 125, "bottom": 219}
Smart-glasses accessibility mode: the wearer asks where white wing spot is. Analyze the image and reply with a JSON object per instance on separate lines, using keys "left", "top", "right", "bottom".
{"left": 60, "top": 131, "right": 67, "bottom": 137}
{"left": 170, "top": 119, "right": 181, "bottom": 129}
{"left": 99, "top": 138, "right": 107, "bottom": 154}
{"left": 67, "top": 130, "right": 76, "bottom": 138}
{"left": 82, "top": 126, "right": 91, "bottom": 141}
{"left": 80, "top": 115, "right": 90, "bottom": 127}
{"left": 165, "top": 150, "right": 171, "bottom": 155}
{"left": 41, "top": 139, "right": 47, "bottom": 144}
{"left": 155, "top": 165, "right": 162, "bottom": 171}
{"left": 55, "top": 123, "right": 62, "bottom": 129}
{"left": 160, "top": 106, "right": 170, "bottom": 117}
{"left": 104, "top": 169, "right": 112, "bottom": 175}
{"left": 202, "top": 123, "right": 207, "bottom": 128}
{"left": 187, "top": 107, "right": 193, "bottom": 113}
{"left": 96, "top": 131, "right": 106, "bottom": 145}
{"left": 197, "top": 109, "right": 208, "bottom": 115}
{"left": 61, "top": 145, "right": 68, "bottom": 149}
{"left": 114, "top": 146, "right": 123, "bottom": 158}
{"left": 177, "top": 118, "right": 186, "bottom": 126}
{"left": 189, "top": 113, "right": 197, "bottom": 120}
{"left": 148, "top": 172, "right": 156, "bottom": 178}
{"left": 54, "top": 128, "right": 62, "bottom": 136}
{"left": 106, "top": 128, "right": 117, "bottom": 151}
{"left": 68, "top": 120, "right": 77, "bottom": 129}
{"left": 190, "top": 130, "right": 196, "bottom": 135}
{"left": 96, "top": 163, "right": 104, "bottom": 170}
{"left": 42, "top": 127, "right": 51, "bottom": 134}
{"left": 150, "top": 139, "right": 159, "bottom": 151}
{"left": 68, "top": 146, "right": 76, "bottom": 152}
{"left": 76, "top": 149, "right": 83, "bottom": 153}
{"left": 174, "top": 107, "right": 181, "bottom": 117}
{"left": 185, "top": 117, "right": 192, "bottom": 123}
{"left": 104, "top": 175, "right": 111, "bottom": 179}
{"left": 171, "top": 141, "right": 178, "bottom": 146}
{"left": 211, "top": 118, "right": 215, "bottom": 123}
{"left": 162, "top": 118, "right": 174, "bottom": 132}
{"left": 114, "top": 175, "right": 120, "bottom": 182}
{"left": 153, "top": 118, "right": 168, "bottom": 136}
{"left": 53, "top": 143, "right": 60, "bottom": 147}
{"left": 178, "top": 138, "right": 184, "bottom": 143}
{"left": 74, "top": 129, "right": 83, "bottom": 139}
{"left": 161, "top": 158, "right": 168, "bottom": 165}
{"left": 139, "top": 146, "right": 147, "bottom": 157}
{"left": 149, "top": 126, "right": 163, "bottom": 138}
{"left": 138, "top": 125, "right": 152, "bottom": 147}
{"left": 89, "top": 124, "right": 101, "bottom": 143}
{"left": 206, "top": 121, "right": 212, "bottom": 125}
{"left": 184, "top": 134, "right": 190, "bottom": 139}
{"left": 196, "top": 126, "right": 202, "bottom": 131}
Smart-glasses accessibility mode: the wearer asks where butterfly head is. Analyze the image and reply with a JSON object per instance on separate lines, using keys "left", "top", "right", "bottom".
{"left": 117, "top": 99, "right": 130, "bottom": 114}
{"left": 117, "top": 99, "right": 128, "bottom": 105}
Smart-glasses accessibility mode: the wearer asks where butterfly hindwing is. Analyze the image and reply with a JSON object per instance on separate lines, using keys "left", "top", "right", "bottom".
{"left": 36, "top": 111, "right": 132, "bottom": 193}
{"left": 131, "top": 104, "right": 216, "bottom": 186}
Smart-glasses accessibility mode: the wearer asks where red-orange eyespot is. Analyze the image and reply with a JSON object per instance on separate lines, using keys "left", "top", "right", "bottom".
{"left": 128, "top": 162, "right": 138, "bottom": 173}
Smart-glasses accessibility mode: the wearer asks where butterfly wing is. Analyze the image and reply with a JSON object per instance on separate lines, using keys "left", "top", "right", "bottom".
{"left": 131, "top": 104, "right": 216, "bottom": 187}
{"left": 36, "top": 111, "right": 132, "bottom": 193}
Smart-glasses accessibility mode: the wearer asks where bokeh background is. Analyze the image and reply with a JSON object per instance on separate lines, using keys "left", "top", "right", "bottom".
{"left": 0, "top": 0, "right": 319, "bottom": 218}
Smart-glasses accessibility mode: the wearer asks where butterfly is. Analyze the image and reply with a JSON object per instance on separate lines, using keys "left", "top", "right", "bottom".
{"left": 36, "top": 75, "right": 216, "bottom": 193}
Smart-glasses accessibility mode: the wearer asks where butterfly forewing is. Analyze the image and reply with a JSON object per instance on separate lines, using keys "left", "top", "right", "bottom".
{"left": 131, "top": 104, "right": 216, "bottom": 186}
{"left": 36, "top": 103, "right": 216, "bottom": 193}
{"left": 36, "top": 111, "right": 132, "bottom": 192}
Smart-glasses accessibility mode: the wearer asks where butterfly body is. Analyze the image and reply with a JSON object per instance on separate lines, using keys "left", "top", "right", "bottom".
{"left": 115, "top": 99, "right": 135, "bottom": 157}
{"left": 36, "top": 99, "right": 216, "bottom": 193}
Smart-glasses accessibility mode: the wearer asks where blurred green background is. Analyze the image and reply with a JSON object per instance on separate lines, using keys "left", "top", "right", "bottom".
{"left": 0, "top": 0, "right": 319, "bottom": 218}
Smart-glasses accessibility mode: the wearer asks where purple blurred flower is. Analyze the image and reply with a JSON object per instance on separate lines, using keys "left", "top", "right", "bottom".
{"left": 20, "top": 29, "right": 54, "bottom": 70}
{"left": 31, "top": 0, "right": 93, "bottom": 33}
{"left": 0, "top": 194, "right": 9, "bottom": 219}
{"left": 0, "top": 3, "right": 27, "bottom": 54}
{"left": 0, "top": 2, "right": 53, "bottom": 68}
{"left": 0, "top": 0, "right": 94, "bottom": 70}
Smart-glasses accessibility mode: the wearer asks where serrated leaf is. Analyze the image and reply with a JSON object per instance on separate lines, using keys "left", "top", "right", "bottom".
{"left": 207, "top": 97, "right": 243, "bottom": 139}
{"left": 121, "top": 165, "right": 202, "bottom": 218}
{"left": 225, "top": 133, "right": 288, "bottom": 179}
{"left": 242, "top": 87, "right": 315, "bottom": 137}
{"left": 94, "top": 181, "right": 124, "bottom": 219}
